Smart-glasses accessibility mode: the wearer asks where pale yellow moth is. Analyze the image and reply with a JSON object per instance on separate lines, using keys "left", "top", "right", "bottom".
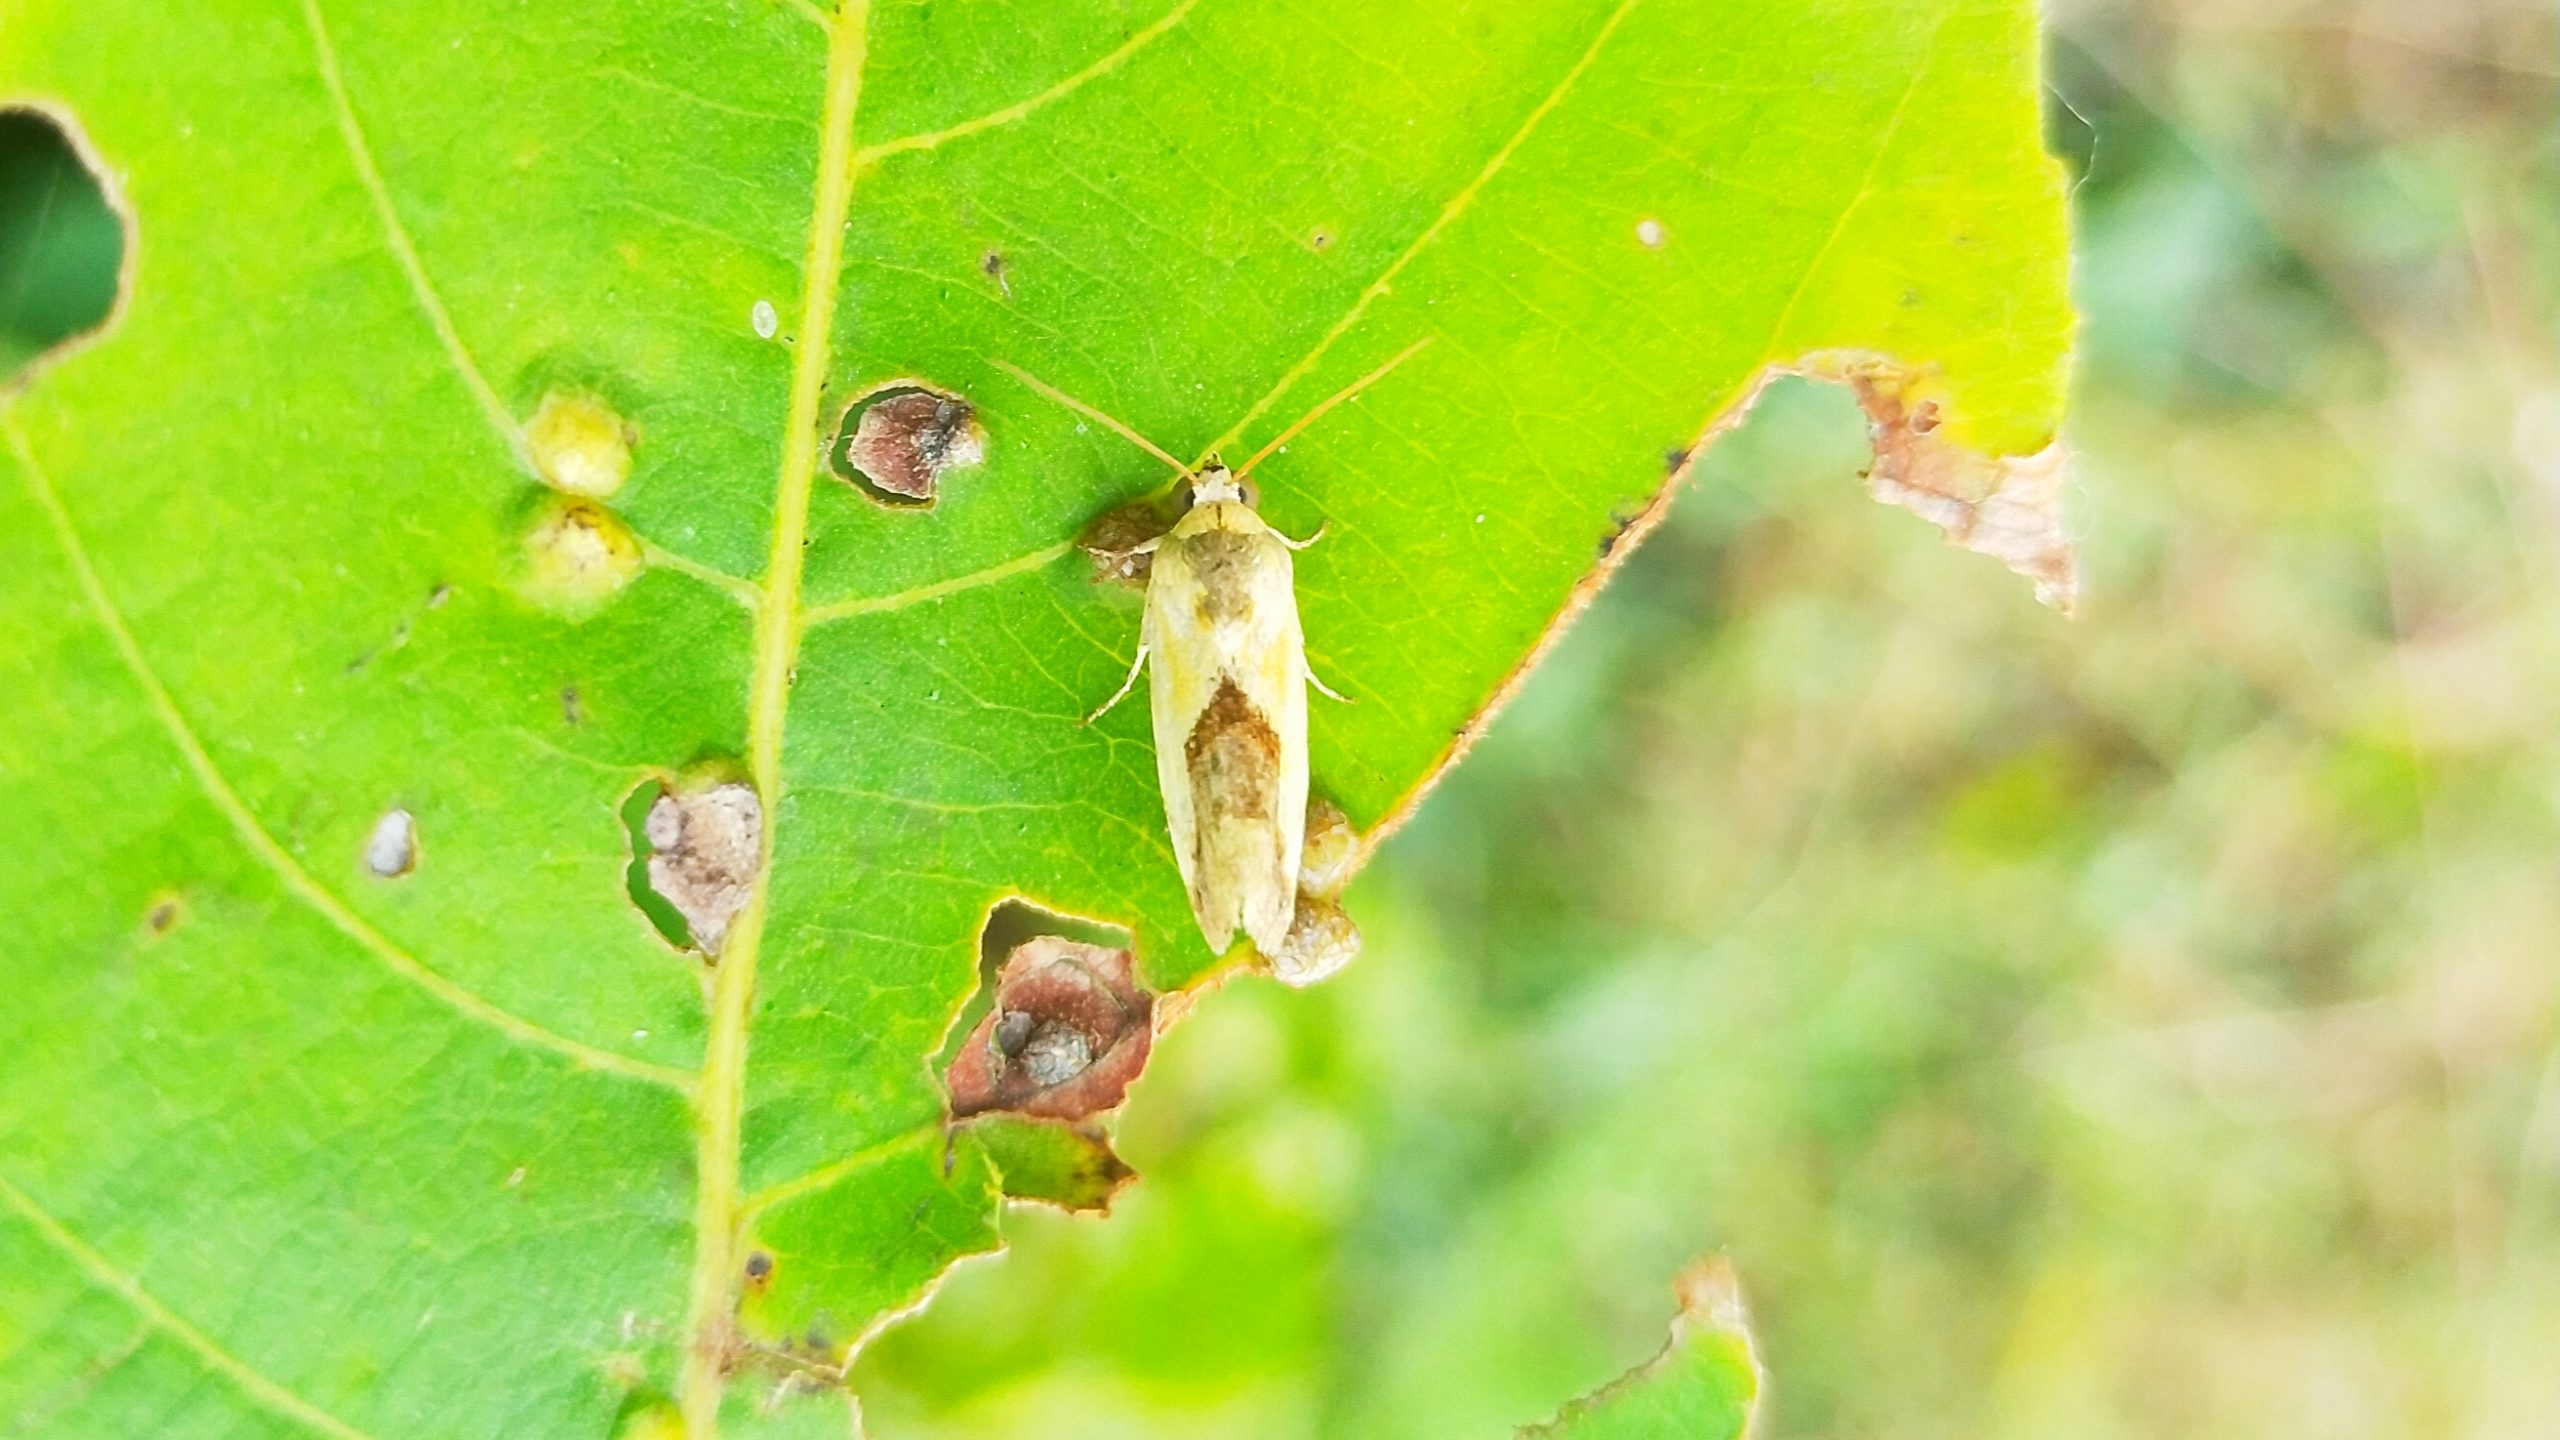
{"left": 998, "top": 341, "right": 1427, "bottom": 956}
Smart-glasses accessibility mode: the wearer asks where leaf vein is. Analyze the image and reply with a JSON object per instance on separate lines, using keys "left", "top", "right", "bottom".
{"left": 297, "top": 0, "right": 527, "bottom": 465}
{"left": 3, "top": 417, "right": 694, "bottom": 1094}
{"left": 1200, "top": 0, "right": 1648, "bottom": 461}
{"left": 0, "top": 1172, "right": 384, "bottom": 1440}
{"left": 852, "top": 0, "right": 1198, "bottom": 165}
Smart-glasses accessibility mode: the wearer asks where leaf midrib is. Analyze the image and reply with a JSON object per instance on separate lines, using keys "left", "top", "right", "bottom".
{"left": 675, "top": 0, "right": 871, "bottom": 1429}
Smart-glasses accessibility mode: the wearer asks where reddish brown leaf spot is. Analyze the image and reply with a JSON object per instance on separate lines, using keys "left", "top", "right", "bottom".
{"left": 835, "top": 387, "right": 985, "bottom": 503}
{"left": 945, "top": 937, "right": 1153, "bottom": 1121}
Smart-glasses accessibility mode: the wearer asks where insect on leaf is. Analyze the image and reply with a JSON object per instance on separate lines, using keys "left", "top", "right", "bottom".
{"left": 0, "top": 0, "right": 2069, "bottom": 1434}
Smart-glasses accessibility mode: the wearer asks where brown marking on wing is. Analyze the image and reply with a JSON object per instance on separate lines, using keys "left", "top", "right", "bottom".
{"left": 1185, "top": 679, "right": 1281, "bottom": 829}
{"left": 1182, "top": 530, "right": 1265, "bottom": 627}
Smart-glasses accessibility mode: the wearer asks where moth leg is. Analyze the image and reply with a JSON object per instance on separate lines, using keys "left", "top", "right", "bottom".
{"left": 1308, "top": 664, "right": 1353, "bottom": 704}
{"left": 1094, "top": 534, "right": 1165, "bottom": 563}
{"left": 1276, "top": 520, "right": 1328, "bottom": 552}
{"left": 1086, "top": 642, "right": 1151, "bottom": 724}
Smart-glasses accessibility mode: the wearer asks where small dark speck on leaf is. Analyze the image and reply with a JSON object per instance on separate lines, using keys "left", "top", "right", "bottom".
{"left": 426, "top": 584, "right": 450, "bottom": 608}
{"left": 561, "top": 687, "right": 583, "bottom": 726}
{"left": 981, "top": 249, "right": 1013, "bottom": 298}
{"left": 143, "top": 896, "right": 182, "bottom": 936}
{"left": 743, "top": 1250, "right": 774, "bottom": 1287}
{"left": 1663, "top": 447, "right": 1691, "bottom": 473}
{"left": 1309, "top": 227, "right": 1334, "bottom": 251}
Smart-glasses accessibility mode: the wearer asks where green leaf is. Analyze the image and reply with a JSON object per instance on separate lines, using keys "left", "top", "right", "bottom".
{"left": 1521, "top": 1262, "right": 1762, "bottom": 1440}
{"left": 0, "top": 0, "right": 2068, "bottom": 1435}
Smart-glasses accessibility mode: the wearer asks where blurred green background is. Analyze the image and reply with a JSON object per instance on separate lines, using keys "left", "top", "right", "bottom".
{"left": 3, "top": 1, "right": 2552, "bottom": 1436}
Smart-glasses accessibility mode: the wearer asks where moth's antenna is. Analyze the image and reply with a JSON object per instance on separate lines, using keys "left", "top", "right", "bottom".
{"left": 991, "top": 360, "right": 1191, "bottom": 477}
{"left": 1236, "top": 337, "right": 1432, "bottom": 479}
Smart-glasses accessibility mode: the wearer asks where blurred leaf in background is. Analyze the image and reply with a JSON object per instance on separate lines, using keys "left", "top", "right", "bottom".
{"left": 858, "top": 2, "right": 2560, "bottom": 1437}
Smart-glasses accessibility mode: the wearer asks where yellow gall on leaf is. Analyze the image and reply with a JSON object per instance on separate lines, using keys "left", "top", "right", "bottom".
{"left": 519, "top": 497, "right": 643, "bottom": 617}
{"left": 524, "top": 392, "right": 635, "bottom": 498}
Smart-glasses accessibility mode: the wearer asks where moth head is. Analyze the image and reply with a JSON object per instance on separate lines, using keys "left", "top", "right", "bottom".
{"left": 1188, "top": 462, "right": 1255, "bottom": 508}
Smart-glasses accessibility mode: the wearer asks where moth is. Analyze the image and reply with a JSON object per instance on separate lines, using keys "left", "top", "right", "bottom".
{"left": 997, "top": 341, "right": 1427, "bottom": 956}
{"left": 1091, "top": 459, "right": 1319, "bottom": 953}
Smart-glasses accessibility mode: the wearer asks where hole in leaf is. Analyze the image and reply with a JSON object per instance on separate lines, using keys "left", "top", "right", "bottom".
{"left": 618, "top": 780, "right": 695, "bottom": 950}
{"left": 0, "top": 106, "right": 126, "bottom": 384}
{"left": 976, "top": 896, "right": 1130, "bottom": 967}
{"left": 826, "top": 383, "right": 985, "bottom": 505}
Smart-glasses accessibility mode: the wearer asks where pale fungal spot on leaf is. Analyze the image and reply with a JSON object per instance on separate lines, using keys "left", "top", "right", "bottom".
{"left": 524, "top": 392, "right": 635, "bottom": 498}
{"left": 833, "top": 385, "right": 986, "bottom": 503}
{"left": 750, "top": 299, "right": 778, "bottom": 339}
{"left": 363, "top": 806, "right": 418, "bottom": 877}
{"left": 642, "top": 782, "right": 763, "bottom": 955}
{"left": 1636, "top": 217, "right": 1666, "bottom": 247}
{"left": 945, "top": 935, "right": 1152, "bottom": 1121}
{"left": 519, "top": 498, "right": 644, "bottom": 616}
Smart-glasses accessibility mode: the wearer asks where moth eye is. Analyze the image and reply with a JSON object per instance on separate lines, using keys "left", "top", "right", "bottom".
{"left": 1238, "top": 477, "right": 1260, "bottom": 508}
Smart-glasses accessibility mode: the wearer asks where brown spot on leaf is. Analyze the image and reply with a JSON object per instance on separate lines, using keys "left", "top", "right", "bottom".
{"left": 1824, "top": 358, "right": 2077, "bottom": 612}
{"left": 1079, "top": 491, "right": 1186, "bottom": 586}
{"left": 141, "top": 893, "right": 183, "bottom": 939}
{"left": 742, "top": 1250, "right": 774, "bottom": 1291}
{"left": 642, "top": 782, "right": 762, "bottom": 954}
{"left": 981, "top": 249, "right": 1013, "bottom": 298}
{"left": 945, "top": 936, "right": 1153, "bottom": 1121}
{"left": 835, "top": 386, "right": 985, "bottom": 503}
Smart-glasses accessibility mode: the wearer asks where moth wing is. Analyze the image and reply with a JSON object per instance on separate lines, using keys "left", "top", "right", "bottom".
{"left": 1142, "top": 536, "right": 1220, "bottom": 942}
{"left": 1240, "top": 559, "right": 1309, "bottom": 954}
{"left": 1144, "top": 517, "right": 1308, "bottom": 955}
